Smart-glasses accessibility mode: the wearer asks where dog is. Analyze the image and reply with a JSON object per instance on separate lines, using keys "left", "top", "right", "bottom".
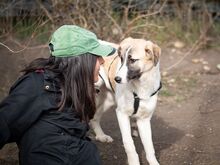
{"left": 91, "top": 37, "right": 162, "bottom": 165}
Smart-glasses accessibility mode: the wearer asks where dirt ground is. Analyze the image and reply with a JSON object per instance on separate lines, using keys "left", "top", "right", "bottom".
{"left": 0, "top": 41, "right": 219, "bottom": 165}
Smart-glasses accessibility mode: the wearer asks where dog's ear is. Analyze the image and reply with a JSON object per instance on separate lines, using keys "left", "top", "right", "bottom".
{"left": 117, "top": 46, "right": 122, "bottom": 57}
{"left": 152, "top": 44, "right": 161, "bottom": 66}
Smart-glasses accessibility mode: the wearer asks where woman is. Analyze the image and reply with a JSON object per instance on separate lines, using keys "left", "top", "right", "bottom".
{"left": 0, "top": 25, "right": 115, "bottom": 165}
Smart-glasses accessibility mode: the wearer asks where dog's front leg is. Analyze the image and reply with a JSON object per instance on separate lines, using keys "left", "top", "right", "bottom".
{"left": 91, "top": 91, "right": 115, "bottom": 143}
{"left": 137, "top": 118, "right": 159, "bottom": 165}
{"left": 90, "top": 106, "right": 113, "bottom": 143}
{"left": 116, "top": 109, "right": 140, "bottom": 165}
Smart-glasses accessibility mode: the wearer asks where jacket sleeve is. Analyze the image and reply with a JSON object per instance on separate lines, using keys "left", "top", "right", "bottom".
{"left": 0, "top": 73, "right": 45, "bottom": 149}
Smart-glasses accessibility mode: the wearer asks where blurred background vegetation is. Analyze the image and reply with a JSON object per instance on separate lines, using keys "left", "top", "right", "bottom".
{"left": 0, "top": 0, "right": 220, "bottom": 49}
{"left": 0, "top": 2, "right": 220, "bottom": 165}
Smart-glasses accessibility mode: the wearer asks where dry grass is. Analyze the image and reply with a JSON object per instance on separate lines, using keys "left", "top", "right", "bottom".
{"left": 0, "top": 0, "right": 219, "bottom": 51}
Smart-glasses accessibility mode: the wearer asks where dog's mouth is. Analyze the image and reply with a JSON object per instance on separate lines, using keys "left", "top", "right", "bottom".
{"left": 127, "top": 69, "right": 142, "bottom": 81}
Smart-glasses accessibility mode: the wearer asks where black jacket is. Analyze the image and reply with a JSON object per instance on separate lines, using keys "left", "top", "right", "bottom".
{"left": 0, "top": 70, "right": 101, "bottom": 165}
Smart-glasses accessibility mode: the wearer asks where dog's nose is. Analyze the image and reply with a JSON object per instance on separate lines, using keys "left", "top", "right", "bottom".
{"left": 114, "top": 76, "right": 122, "bottom": 83}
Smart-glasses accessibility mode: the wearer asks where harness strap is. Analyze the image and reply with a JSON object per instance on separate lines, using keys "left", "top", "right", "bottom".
{"left": 132, "top": 82, "right": 162, "bottom": 115}
{"left": 133, "top": 92, "right": 140, "bottom": 115}
{"left": 150, "top": 82, "right": 162, "bottom": 97}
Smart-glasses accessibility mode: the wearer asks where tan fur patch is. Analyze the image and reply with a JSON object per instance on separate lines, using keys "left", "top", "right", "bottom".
{"left": 103, "top": 53, "right": 119, "bottom": 91}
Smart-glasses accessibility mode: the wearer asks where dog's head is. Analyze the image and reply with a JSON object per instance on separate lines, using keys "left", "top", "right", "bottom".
{"left": 114, "top": 37, "right": 161, "bottom": 84}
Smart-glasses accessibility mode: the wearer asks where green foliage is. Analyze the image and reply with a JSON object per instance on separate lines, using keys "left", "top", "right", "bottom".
{"left": 12, "top": 18, "right": 51, "bottom": 43}
{"left": 160, "top": 87, "right": 174, "bottom": 97}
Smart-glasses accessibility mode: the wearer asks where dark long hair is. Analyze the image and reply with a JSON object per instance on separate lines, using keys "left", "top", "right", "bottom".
{"left": 22, "top": 54, "right": 98, "bottom": 122}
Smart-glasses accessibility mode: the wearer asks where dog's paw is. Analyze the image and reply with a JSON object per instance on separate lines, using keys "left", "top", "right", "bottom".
{"left": 96, "top": 135, "right": 113, "bottom": 143}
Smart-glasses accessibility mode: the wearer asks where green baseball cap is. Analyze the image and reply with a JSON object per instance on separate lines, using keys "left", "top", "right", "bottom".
{"left": 49, "top": 25, "right": 115, "bottom": 57}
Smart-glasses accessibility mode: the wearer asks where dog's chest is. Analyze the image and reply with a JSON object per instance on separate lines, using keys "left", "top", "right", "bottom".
{"left": 134, "top": 96, "right": 157, "bottom": 119}
{"left": 115, "top": 87, "right": 157, "bottom": 118}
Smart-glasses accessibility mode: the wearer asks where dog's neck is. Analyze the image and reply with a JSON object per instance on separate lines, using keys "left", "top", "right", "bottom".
{"left": 130, "top": 65, "right": 161, "bottom": 99}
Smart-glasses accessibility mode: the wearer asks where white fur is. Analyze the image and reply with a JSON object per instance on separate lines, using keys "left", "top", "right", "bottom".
{"left": 91, "top": 39, "right": 161, "bottom": 165}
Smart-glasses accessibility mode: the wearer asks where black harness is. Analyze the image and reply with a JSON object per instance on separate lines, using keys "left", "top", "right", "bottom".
{"left": 133, "top": 82, "right": 162, "bottom": 115}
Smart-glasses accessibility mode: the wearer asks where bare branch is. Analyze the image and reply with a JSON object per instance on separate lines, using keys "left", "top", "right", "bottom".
{"left": 91, "top": 1, "right": 123, "bottom": 36}
{"left": 122, "top": 23, "right": 165, "bottom": 38}
{"left": 36, "top": 0, "right": 54, "bottom": 23}
{"left": 0, "top": 41, "right": 47, "bottom": 54}
{"left": 127, "top": 0, "right": 168, "bottom": 26}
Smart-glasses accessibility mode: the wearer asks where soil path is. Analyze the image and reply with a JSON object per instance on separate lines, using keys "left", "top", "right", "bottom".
{"left": 0, "top": 43, "right": 219, "bottom": 165}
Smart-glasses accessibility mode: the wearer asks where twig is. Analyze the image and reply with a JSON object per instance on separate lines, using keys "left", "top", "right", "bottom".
{"left": 165, "top": 39, "right": 201, "bottom": 71}
{"left": 149, "top": 0, "right": 159, "bottom": 11}
{"left": 0, "top": 42, "right": 26, "bottom": 53}
{"left": 36, "top": 0, "right": 54, "bottom": 23}
{"left": 123, "top": 23, "right": 165, "bottom": 37}
{"left": 0, "top": 41, "right": 47, "bottom": 53}
{"left": 0, "top": 14, "right": 51, "bottom": 54}
{"left": 127, "top": 0, "right": 168, "bottom": 26}
{"left": 121, "top": 0, "right": 168, "bottom": 39}
{"left": 11, "top": 37, "right": 48, "bottom": 50}
{"left": 165, "top": 1, "right": 214, "bottom": 72}
{"left": 91, "top": 1, "right": 123, "bottom": 36}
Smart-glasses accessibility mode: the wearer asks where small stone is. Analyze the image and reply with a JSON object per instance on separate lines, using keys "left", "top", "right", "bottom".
{"left": 171, "top": 48, "right": 176, "bottom": 53}
{"left": 217, "top": 64, "right": 220, "bottom": 70}
{"left": 162, "top": 71, "right": 168, "bottom": 77}
{"left": 173, "top": 41, "right": 185, "bottom": 48}
{"left": 185, "top": 133, "right": 194, "bottom": 138}
{"left": 202, "top": 61, "right": 208, "bottom": 65}
{"left": 203, "top": 65, "right": 211, "bottom": 71}
{"left": 167, "top": 78, "right": 176, "bottom": 83}
{"left": 183, "top": 78, "right": 189, "bottom": 82}
{"left": 192, "top": 58, "right": 200, "bottom": 64}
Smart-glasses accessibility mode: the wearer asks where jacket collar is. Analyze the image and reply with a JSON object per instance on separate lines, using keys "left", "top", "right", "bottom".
{"left": 35, "top": 69, "right": 61, "bottom": 92}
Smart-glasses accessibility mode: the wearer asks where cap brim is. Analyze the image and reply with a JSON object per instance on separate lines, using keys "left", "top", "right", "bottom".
{"left": 89, "top": 44, "right": 116, "bottom": 57}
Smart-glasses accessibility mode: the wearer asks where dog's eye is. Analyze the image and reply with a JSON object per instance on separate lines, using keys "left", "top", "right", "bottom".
{"left": 128, "top": 55, "right": 138, "bottom": 64}
{"left": 145, "top": 48, "right": 152, "bottom": 55}
{"left": 129, "top": 58, "right": 138, "bottom": 64}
